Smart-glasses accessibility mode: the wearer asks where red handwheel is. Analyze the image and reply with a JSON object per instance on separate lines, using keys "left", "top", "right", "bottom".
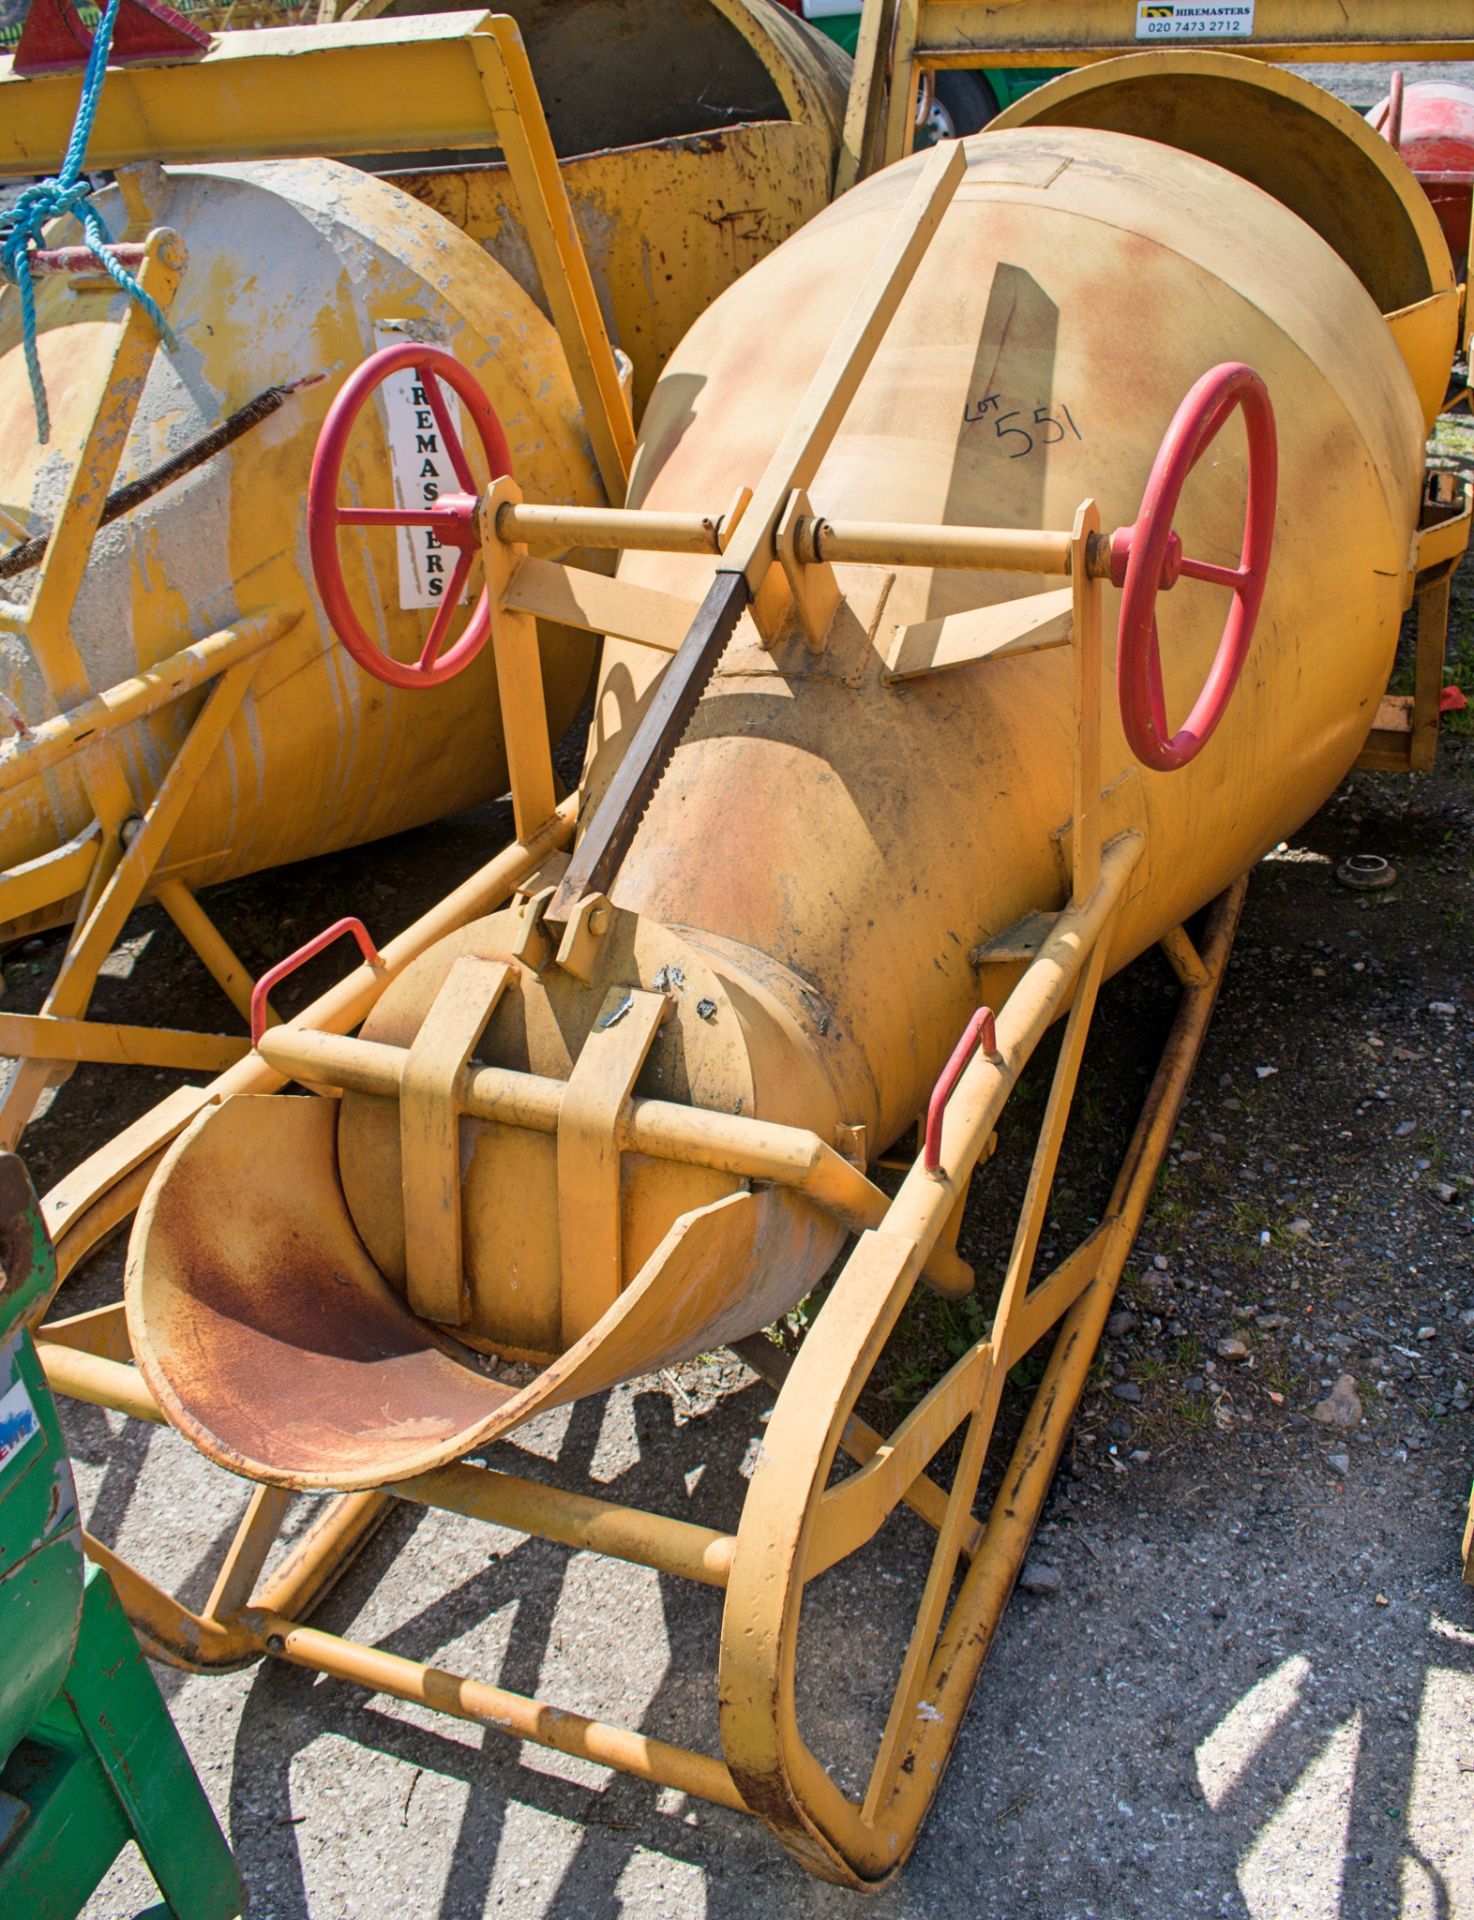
{"left": 307, "top": 343, "right": 513, "bottom": 690}
{"left": 1109, "top": 362, "right": 1277, "bottom": 773}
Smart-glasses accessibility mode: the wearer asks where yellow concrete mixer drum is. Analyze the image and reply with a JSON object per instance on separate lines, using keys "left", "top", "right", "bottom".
{"left": 0, "top": 157, "right": 604, "bottom": 934}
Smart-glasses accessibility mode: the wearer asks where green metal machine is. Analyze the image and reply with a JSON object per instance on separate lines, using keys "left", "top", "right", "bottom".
{"left": 0, "top": 1152, "right": 245, "bottom": 1919}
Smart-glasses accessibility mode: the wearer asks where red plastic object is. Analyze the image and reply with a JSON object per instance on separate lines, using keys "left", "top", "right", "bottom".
{"left": 307, "top": 343, "right": 513, "bottom": 691}
{"left": 251, "top": 917, "right": 380, "bottom": 1047}
{"left": 1368, "top": 77, "right": 1474, "bottom": 263}
{"left": 924, "top": 1007, "right": 997, "bottom": 1176}
{"left": 13, "top": 0, "right": 208, "bottom": 75}
{"left": 1108, "top": 362, "right": 1277, "bottom": 774}
{"left": 1441, "top": 685, "right": 1468, "bottom": 715}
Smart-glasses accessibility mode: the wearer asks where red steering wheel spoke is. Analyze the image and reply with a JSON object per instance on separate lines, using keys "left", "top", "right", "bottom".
{"left": 307, "top": 343, "right": 514, "bottom": 691}
{"left": 1108, "top": 362, "right": 1277, "bottom": 772}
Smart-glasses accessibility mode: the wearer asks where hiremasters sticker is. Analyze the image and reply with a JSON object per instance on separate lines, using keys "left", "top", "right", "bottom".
{"left": 1136, "top": 2, "right": 1255, "bottom": 36}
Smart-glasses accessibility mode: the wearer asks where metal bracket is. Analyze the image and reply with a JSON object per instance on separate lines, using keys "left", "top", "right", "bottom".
{"left": 883, "top": 585, "right": 1073, "bottom": 685}
{"left": 776, "top": 488, "right": 841, "bottom": 651}
{"left": 554, "top": 891, "right": 617, "bottom": 985}
{"left": 400, "top": 956, "right": 513, "bottom": 1326}
{"left": 556, "top": 986, "right": 667, "bottom": 1344}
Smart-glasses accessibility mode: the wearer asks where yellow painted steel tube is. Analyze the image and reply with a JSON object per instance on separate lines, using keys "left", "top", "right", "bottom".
{"left": 393, "top": 1462, "right": 735, "bottom": 1588}
{"left": 37, "top": 1343, "right": 162, "bottom": 1424}
{"left": 497, "top": 501, "right": 726, "bottom": 555}
{"left": 153, "top": 880, "right": 260, "bottom": 1026}
{"left": 494, "top": 504, "right": 1089, "bottom": 574}
{"left": 0, "top": 607, "right": 298, "bottom": 799}
{"left": 253, "top": 1615, "right": 748, "bottom": 1813}
{"left": 807, "top": 520, "right": 1077, "bottom": 574}
{"left": 255, "top": 1491, "right": 393, "bottom": 1625}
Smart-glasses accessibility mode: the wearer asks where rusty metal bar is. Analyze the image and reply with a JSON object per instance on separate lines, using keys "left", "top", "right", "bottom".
{"left": 0, "top": 386, "right": 321, "bottom": 581}
{"left": 25, "top": 243, "right": 149, "bottom": 276}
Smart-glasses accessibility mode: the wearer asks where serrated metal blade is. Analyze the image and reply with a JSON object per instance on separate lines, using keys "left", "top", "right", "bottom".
{"left": 548, "top": 570, "right": 749, "bottom": 922}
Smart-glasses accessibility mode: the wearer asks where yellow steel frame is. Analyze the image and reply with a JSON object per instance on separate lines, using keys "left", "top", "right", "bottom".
{"left": 32, "top": 600, "right": 1242, "bottom": 1883}
{"left": 30, "top": 164, "right": 1250, "bottom": 1879}
{"left": 840, "top": 0, "right": 1474, "bottom": 186}
{"left": 1357, "top": 469, "right": 1472, "bottom": 774}
{"left": 0, "top": 230, "right": 311, "bottom": 1148}
{"left": 0, "top": 7, "right": 833, "bottom": 174}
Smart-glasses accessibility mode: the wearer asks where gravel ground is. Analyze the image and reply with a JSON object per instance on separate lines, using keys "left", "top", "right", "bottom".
{"left": 44, "top": 553, "right": 1473, "bottom": 1917}
{"left": 49, "top": 706, "right": 1474, "bottom": 1919}
{"left": 2, "top": 51, "right": 1470, "bottom": 1920}
{"left": 1288, "top": 62, "right": 1472, "bottom": 109}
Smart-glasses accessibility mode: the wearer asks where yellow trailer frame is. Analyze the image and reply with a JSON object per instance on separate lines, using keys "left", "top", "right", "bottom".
{"left": 30, "top": 144, "right": 1269, "bottom": 1882}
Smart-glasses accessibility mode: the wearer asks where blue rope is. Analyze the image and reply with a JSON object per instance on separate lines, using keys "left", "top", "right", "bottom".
{"left": 0, "top": 0, "right": 177, "bottom": 442}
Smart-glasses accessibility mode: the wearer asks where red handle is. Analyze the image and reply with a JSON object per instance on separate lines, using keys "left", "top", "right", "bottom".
{"left": 1376, "top": 69, "right": 1405, "bottom": 151}
{"left": 924, "top": 1007, "right": 997, "bottom": 1176}
{"left": 251, "top": 917, "right": 380, "bottom": 1047}
{"left": 306, "top": 343, "right": 513, "bottom": 691}
{"left": 28, "top": 243, "right": 150, "bottom": 277}
{"left": 1108, "top": 362, "right": 1277, "bottom": 774}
